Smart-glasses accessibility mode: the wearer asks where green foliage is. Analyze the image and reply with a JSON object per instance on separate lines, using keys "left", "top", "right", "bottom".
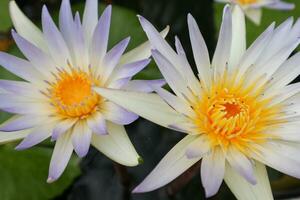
{"left": 0, "top": 145, "right": 80, "bottom": 200}
{"left": 0, "top": 0, "right": 11, "bottom": 31}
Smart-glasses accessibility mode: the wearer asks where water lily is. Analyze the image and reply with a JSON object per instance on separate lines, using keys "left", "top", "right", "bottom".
{"left": 95, "top": 5, "right": 300, "bottom": 199}
{"left": 0, "top": 0, "right": 168, "bottom": 182}
{"left": 216, "top": 0, "right": 295, "bottom": 25}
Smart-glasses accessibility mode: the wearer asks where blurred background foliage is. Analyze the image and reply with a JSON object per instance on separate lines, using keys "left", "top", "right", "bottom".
{"left": 0, "top": 0, "right": 299, "bottom": 199}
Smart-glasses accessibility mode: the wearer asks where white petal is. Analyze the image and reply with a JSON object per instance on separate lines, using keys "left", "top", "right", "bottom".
{"left": 9, "top": 1, "right": 48, "bottom": 52}
{"left": 245, "top": 8, "right": 262, "bottom": 25}
{"left": 151, "top": 49, "right": 194, "bottom": 101}
{"left": 0, "top": 52, "right": 44, "bottom": 83}
{"left": 47, "top": 131, "right": 73, "bottom": 183}
{"left": 236, "top": 23, "right": 274, "bottom": 81}
{"left": 268, "top": 124, "right": 300, "bottom": 142}
{"left": 212, "top": 5, "right": 232, "bottom": 80}
{"left": 252, "top": 143, "right": 300, "bottom": 179}
{"left": 72, "top": 121, "right": 92, "bottom": 157}
{"left": 0, "top": 94, "right": 53, "bottom": 115}
{"left": 229, "top": 5, "right": 246, "bottom": 70}
{"left": 185, "top": 135, "right": 210, "bottom": 159}
{"left": 265, "top": 52, "right": 300, "bottom": 92}
{"left": 269, "top": 82, "right": 300, "bottom": 106}
{"left": 0, "top": 129, "right": 31, "bottom": 145}
{"left": 153, "top": 86, "right": 195, "bottom": 117}
{"left": 201, "top": 147, "right": 225, "bottom": 197}
{"left": 132, "top": 135, "right": 200, "bottom": 193}
{"left": 0, "top": 80, "right": 42, "bottom": 98}
{"left": 138, "top": 16, "right": 189, "bottom": 80}
{"left": 12, "top": 31, "right": 55, "bottom": 77}
{"left": 59, "top": 0, "right": 74, "bottom": 52}
{"left": 94, "top": 88, "right": 187, "bottom": 129}
{"left": 226, "top": 146, "right": 256, "bottom": 184}
{"left": 187, "top": 14, "right": 211, "bottom": 89}
{"left": 224, "top": 161, "right": 273, "bottom": 200}
{"left": 248, "top": 38, "right": 300, "bottom": 86}
{"left": 256, "top": 17, "right": 293, "bottom": 65}
{"left": 120, "top": 26, "right": 169, "bottom": 65}
{"left": 174, "top": 36, "right": 202, "bottom": 95}
{"left": 91, "top": 122, "right": 140, "bottom": 166}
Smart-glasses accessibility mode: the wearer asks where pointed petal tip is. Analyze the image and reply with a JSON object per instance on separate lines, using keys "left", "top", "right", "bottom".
{"left": 74, "top": 147, "right": 89, "bottom": 158}
{"left": 15, "top": 143, "right": 26, "bottom": 151}
{"left": 47, "top": 176, "right": 56, "bottom": 183}
{"left": 132, "top": 186, "right": 144, "bottom": 194}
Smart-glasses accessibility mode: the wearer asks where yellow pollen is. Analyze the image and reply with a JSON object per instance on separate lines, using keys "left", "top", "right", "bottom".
{"left": 237, "top": 0, "right": 258, "bottom": 5}
{"left": 193, "top": 77, "right": 284, "bottom": 155}
{"left": 49, "top": 69, "right": 101, "bottom": 118}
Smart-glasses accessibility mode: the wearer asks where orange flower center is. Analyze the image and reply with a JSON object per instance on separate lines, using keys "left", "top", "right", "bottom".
{"left": 49, "top": 68, "right": 101, "bottom": 118}
{"left": 193, "top": 76, "right": 283, "bottom": 154}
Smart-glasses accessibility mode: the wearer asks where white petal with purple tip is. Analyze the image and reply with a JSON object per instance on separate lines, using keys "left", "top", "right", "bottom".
{"left": 102, "top": 101, "right": 138, "bottom": 125}
{"left": 72, "top": 121, "right": 92, "bottom": 157}
{"left": 111, "top": 59, "right": 150, "bottom": 81}
{"left": 48, "top": 131, "right": 73, "bottom": 183}
{"left": 42, "top": 6, "right": 72, "bottom": 68}
{"left": 87, "top": 112, "right": 107, "bottom": 135}
{"left": 224, "top": 162, "right": 273, "bottom": 200}
{"left": 0, "top": 115, "right": 47, "bottom": 132}
{"left": 201, "top": 148, "right": 225, "bottom": 197}
{"left": 90, "top": 6, "right": 111, "bottom": 72}
{"left": 185, "top": 135, "right": 210, "bottom": 159}
{"left": 265, "top": 1, "right": 295, "bottom": 10}
{"left": 0, "top": 52, "right": 43, "bottom": 84}
{"left": 226, "top": 147, "right": 257, "bottom": 185}
{"left": 52, "top": 118, "right": 77, "bottom": 140}
{"left": 15, "top": 123, "right": 55, "bottom": 150}
{"left": 0, "top": 80, "right": 42, "bottom": 98}
{"left": 100, "top": 37, "right": 130, "bottom": 83}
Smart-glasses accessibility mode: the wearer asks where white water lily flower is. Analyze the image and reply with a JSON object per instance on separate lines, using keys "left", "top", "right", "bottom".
{"left": 94, "top": 5, "right": 300, "bottom": 199}
{"left": 0, "top": 0, "right": 169, "bottom": 182}
{"left": 216, "top": 0, "right": 295, "bottom": 25}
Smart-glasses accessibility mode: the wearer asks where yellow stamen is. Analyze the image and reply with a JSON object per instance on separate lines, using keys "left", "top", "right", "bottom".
{"left": 193, "top": 75, "right": 284, "bottom": 155}
{"left": 49, "top": 68, "right": 102, "bottom": 118}
{"left": 237, "top": 0, "right": 258, "bottom": 5}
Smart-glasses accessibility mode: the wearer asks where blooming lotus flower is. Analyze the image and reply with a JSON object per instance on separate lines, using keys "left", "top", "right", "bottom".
{"left": 94, "top": 5, "right": 300, "bottom": 199}
{"left": 0, "top": 0, "right": 168, "bottom": 182}
{"left": 216, "top": 0, "right": 295, "bottom": 25}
